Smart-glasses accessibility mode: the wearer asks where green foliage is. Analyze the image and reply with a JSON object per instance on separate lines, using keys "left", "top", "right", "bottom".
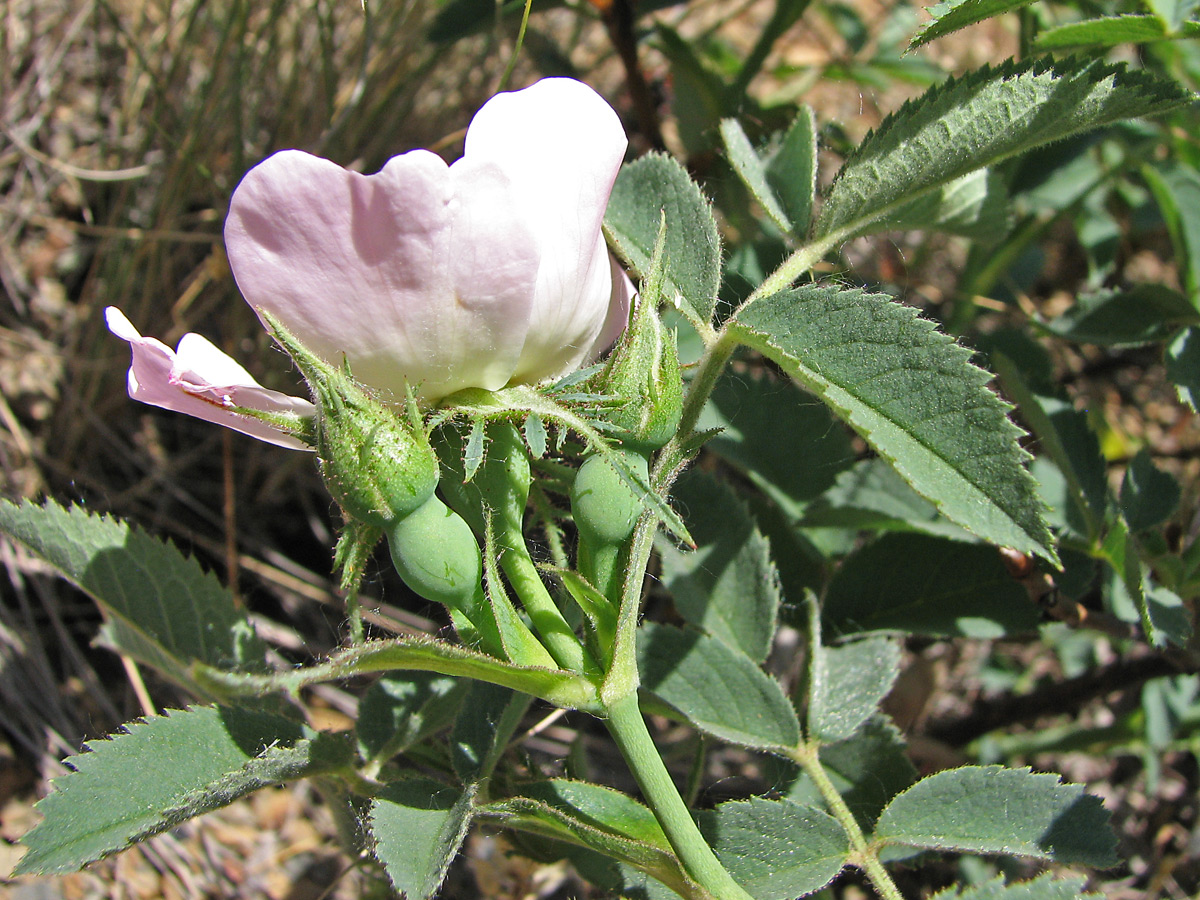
{"left": 0, "top": 500, "right": 265, "bottom": 692}
{"left": 875, "top": 766, "right": 1119, "bottom": 866}
{"left": 700, "top": 798, "right": 849, "bottom": 899}
{"left": 1035, "top": 15, "right": 1200, "bottom": 50}
{"left": 729, "top": 285, "right": 1056, "bottom": 562}
{"left": 370, "top": 778, "right": 476, "bottom": 900}
{"left": 636, "top": 623, "right": 801, "bottom": 751}
{"left": 658, "top": 472, "right": 781, "bottom": 663}
{"left": 808, "top": 629, "right": 901, "bottom": 742}
{"left": 910, "top": 0, "right": 1037, "bottom": 49}
{"left": 823, "top": 533, "right": 1040, "bottom": 637}
{"left": 604, "top": 153, "right": 723, "bottom": 324}
{"left": 931, "top": 874, "right": 1101, "bottom": 900}
{"left": 815, "top": 58, "right": 1192, "bottom": 244}
{"left": 17, "top": 707, "right": 352, "bottom": 875}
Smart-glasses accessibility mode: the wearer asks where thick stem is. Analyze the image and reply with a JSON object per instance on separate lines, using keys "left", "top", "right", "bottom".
{"left": 605, "top": 693, "right": 755, "bottom": 900}
{"left": 795, "top": 744, "right": 906, "bottom": 900}
{"left": 499, "top": 542, "right": 597, "bottom": 673}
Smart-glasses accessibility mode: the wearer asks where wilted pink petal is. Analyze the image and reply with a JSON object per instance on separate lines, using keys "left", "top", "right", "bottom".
{"left": 225, "top": 78, "right": 630, "bottom": 404}
{"left": 105, "top": 307, "right": 314, "bottom": 450}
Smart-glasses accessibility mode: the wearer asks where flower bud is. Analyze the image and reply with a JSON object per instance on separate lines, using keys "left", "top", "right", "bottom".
{"left": 266, "top": 313, "right": 438, "bottom": 527}
{"left": 594, "top": 296, "right": 683, "bottom": 454}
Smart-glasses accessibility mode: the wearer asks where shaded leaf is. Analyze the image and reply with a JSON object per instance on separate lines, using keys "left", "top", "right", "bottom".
{"left": 637, "top": 623, "right": 801, "bottom": 751}
{"left": 729, "top": 285, "right": 1056, "bottom": 562}
{"left": 824, "top": 533, "right": 1040, "bottom": 638}
{"left": 931, "top": 873, "right": 1101, "bottom": 900}
{"left": 370, "top": 778, "right": 476, "bottom": 900}
{"left": 1046, "top": 285, "right": 1199, "bottom": 347}
{"left": 765, "top": 106, "right": 818, "bottom": 236}
{"left": 659, "top": 472, "right": 780, "bottom": 663}
{"left": 1120, "top": 449, "right": 1181, "bottom": 533}
{"left": 877, "top": 169, "right": 1011, "bottom": 242}
{"left": 1034, "top": 15, "right": 1191, "bottom": 50}
{"left": 875, "top": 765, "right": 1119, "bottom": 866}
{"left": 358, "top": 673, "right": 465, "bottom": 762}
{"left": 1167, "top": 325, "right": 1200, "bottom": 411}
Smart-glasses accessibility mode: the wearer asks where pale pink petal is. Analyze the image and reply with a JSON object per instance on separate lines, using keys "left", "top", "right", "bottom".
{"left": 225, "top": 149, "right": 541, "bottom": 402}
{"left": 464, "top": 78, "right": 629, "bottom": 384}
{"left": 106, "top": 307, "right": 314, "bottom": 450}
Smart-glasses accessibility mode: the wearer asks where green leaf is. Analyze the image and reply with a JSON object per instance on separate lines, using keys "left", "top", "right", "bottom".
{"left": 765, "top": 106, "right": 818, "bottom": 236}
{"left": 1120, "top": 449, "right": 1181, "bottom": 533}
{"left": 658, "top": 472, "right": 780, "bottom": 663}
{"left": 729, "top": 285, "right": 1056, "bottom": 562}
{"left": 876, "top": 168, "right": 1011, "bottom": 242}
{"left": 357, "top": 673, "right": 465, "bottom": 762}
{"left": 874, "top": 765, "right": 1119, "bottom": 866}
{"left": 1034, "top": 15, "right": 1175, "bottom": 50}
{"left": 1167, "top": 326, "right": 1200, "bottom": 411}
{"left": 781, "top": 716, "right": 917, "bottom": 828}
{"left": 993, "top": 355, "right": 1107, "bottom": 542}
{"left": 721, "top": 118, "right": 794, "bottom": 234}
{"left": 0, "top": 500, "right": 265, "bottom": 692}
{"left": 815, "top": 58, "right": 1193, "bottom": 245}
{"left": 637, "top": 623, "right": 801, "bottom": 751}
{"left": 931, "top": 873, "right": 1101, "bottom": 900}
{"left": 803, "top": 458, "right": 978, "bottom": 542}
{"left": 1041, "top": 285, "right": 1200, "bottom": 348}
{"left": 1046, "top": 284, "right": 1200, "bottom": 346}
{"left": 604, "top": 152, "right": 723, "bottom": 324}
{"left": 451, "top": 682, "right": 527, "bottom": 782}
{"left": 698, "top": 369, "right": 855, "bottom": 520}
{"left": 16, "top": 706, "right": 351, "bottom": 875}
{"left": 370, "top": 778, "right": 476, "bottom": 900}
{"left": 809, "top": 630, "right": 901, "bottom": 742}
{"left": 824, "top": 533, "right": 1040, "bottom": 638}
{"left": 699, "top": 798, "right": 850, "bottom": 899}
{"left": 481, "top": 782, "right": 692, "bottom": 898}
{"left": 1143, "top": 162, "right": 1200, "bottom": 299}
{"left": 910, "top": 0, "right": 1036, "bottom": 49}
{"left": 655, "top": 25, "right": 731, "bottom": 159}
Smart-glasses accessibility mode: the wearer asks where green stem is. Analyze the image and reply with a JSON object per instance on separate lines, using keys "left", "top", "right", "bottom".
{"left": 500, "top": 540, "right": 598, "bottom": 673}
{"left": 605, "top": 693, "right": 755, "bottom": 900}
{"left": 743, "top": 232, "right": 841, "bottom": 306}
{"left": 795, "top": 743, "right": 906, "bottom": 900}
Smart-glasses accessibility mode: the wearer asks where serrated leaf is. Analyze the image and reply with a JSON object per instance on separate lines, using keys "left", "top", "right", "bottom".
{"left": 815, "top": 58, "right": 1193, "bottom": 245}
{"left": 16, "top": 706, "right": 351, "bottom": 875}
{"left": 721, "top": 118, "right": 794, "bottom": 234}
{"left": 875, "top": 765, "right": 1119, "bottom": 866}
{"left": 637, "top": 623, "right": 801, "bottom": 751}
{"left": 729, "top": 285, "right": 1056, "bottom": 562}
{"left": 809, "top": 632, "right": 901, "bottom": 742}
{"left": 765, "top": 106, "right": 818, "bottom": 236}
{"left": 699, "top": 798, "right": 850, "bottom": 899}
{"left": 932, "top": 873, "right": 1101, "bottom": 900}
{"left": 658, "top": 472, "right": 780, "bottom": 663}
{"left": 910, "top": 0, "right": 1036, "bottom": 49}
{"left": 0, "top": 500, "right": 265, "bottom": 691}
{"left": 604, "top": 152, "right": 723, "bottom": 323}
{"left": 1046, "top": 284, "right": 1200, "bottom": 346}
{"left": 698, "top": 369, "right": 855, "bottom": 520}
{"left": 824, "top": 533, "right": 1040, "bottom": 638}
{"left": 357, "top": 673, "right": 465, "bottom": 762}
{"left": 370, "top": 778, "right": 476, "bottom": 900}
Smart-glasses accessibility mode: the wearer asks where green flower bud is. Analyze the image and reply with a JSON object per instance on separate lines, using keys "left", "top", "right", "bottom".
{"left": 594, "top": 296, "right": 683, "bottom": 454}
{"left": 264, "top": 312, "right": 438, "bottom": 527}
{"left": 570, "top": 451, "right": 646, "bottom": 600}
{"left": 386, "top": 495, "right": 482, "bottom": 612}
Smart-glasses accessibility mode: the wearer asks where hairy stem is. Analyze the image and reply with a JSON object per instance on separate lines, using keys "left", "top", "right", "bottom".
{"left": 606, "top": 693, "right": 754, "bottom": 900}
{"left": 795, "top": 743, "right": 906, "bottom": 900}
